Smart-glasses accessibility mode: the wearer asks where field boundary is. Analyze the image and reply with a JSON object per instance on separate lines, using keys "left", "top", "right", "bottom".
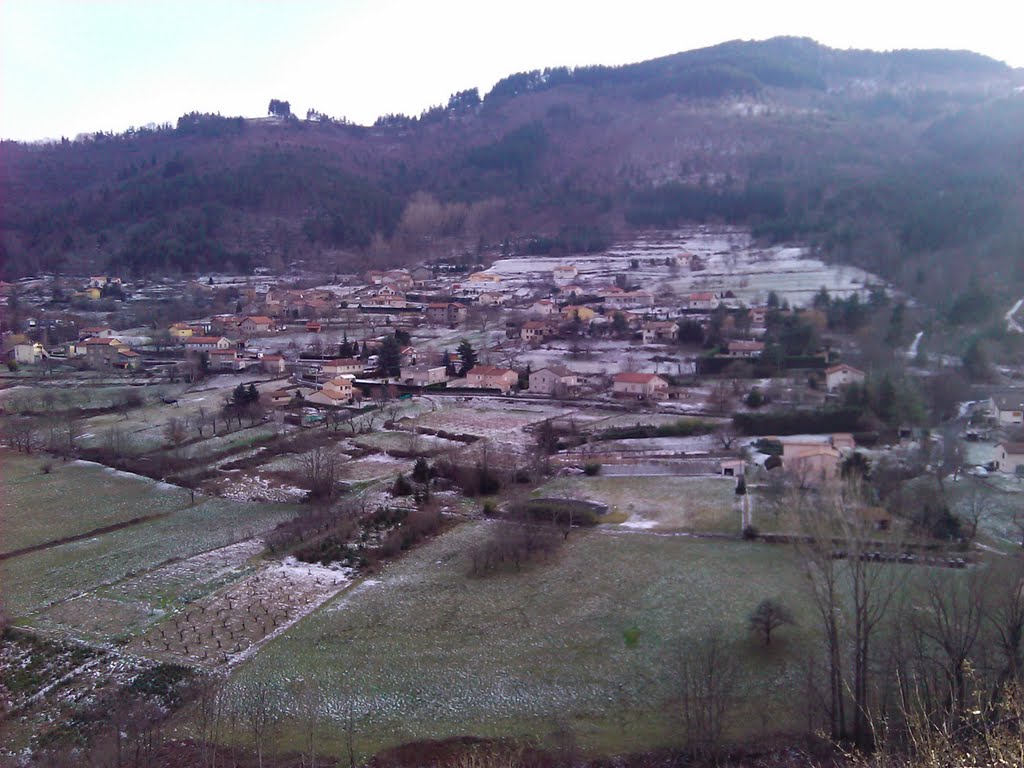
{"left": 0, "top": 511, "right": 174, "bottom": 562}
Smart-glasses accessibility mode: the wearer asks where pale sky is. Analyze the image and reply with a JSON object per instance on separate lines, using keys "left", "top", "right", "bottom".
{"left": 2, "top": 0, "right": 1021, "bottom": 142}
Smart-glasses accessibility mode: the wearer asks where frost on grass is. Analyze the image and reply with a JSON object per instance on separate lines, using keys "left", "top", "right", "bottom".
{"left": 225, "top": 522, "right": 818, "bottom": 752}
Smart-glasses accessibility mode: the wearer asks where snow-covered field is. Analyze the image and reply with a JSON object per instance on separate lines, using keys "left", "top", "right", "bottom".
{"left": 481, "top": 227, "right": 886, "bottom": 305}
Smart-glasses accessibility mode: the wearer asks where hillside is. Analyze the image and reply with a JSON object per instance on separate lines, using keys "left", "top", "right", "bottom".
{"left": 2, "top": 36, "right": 1023, "bottom": 310}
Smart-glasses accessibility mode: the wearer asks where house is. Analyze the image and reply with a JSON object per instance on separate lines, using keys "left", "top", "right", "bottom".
{"left": 208, "top": 349, "right": 244, "bottom": 371}
{"left": 269, "top": 388, "right": 297, "bottom": 407}
{"left": 261, "top": 354, "right": 287, "bottom": 374}
{"left": 612, "top": 372, "right": 669, "bottom": 400}
{"left": 641, "top": 321, "right": 678, "bottom": 344}
{"left": 825, "top": 363, "right": 866, "bottom": 392}
{"left": 410, "top": 266, "right": 434, "bottom": 284}
{"left": 529, "top": 366, "right": 578, "bottom": 396}
{"left": 425, "top": 303, "right": 468, "bottom": 326}
{"left": 308, "top": 375, "right": 355, "bottom": 406}
{"left": 305, "top": 321, "right": 322, "bottom": 333}
{"left": 2, "top": 337, "right": 49, "bottom": 365}
{"left": 994, "top": 443, "right": 1024, "bottom": 475}
{"left": 79, "top": 326, "right": 116, "bottom": 340}
{"left": 467, "top": 365, "right": 518, "bottom": 394}
{"left": 530, "top": 299, "right": 557, "bottom": 316}
{"left": 726, "top": 340, "right": 765, "bottom": 358}
{"left": 990, "top": 391, "right": 1024, "bottom": 426}
{"left": 400, "top": 365, "right": 447, "bottom": 387}
{"left": 168, "top": 322, "right": 194, "bottom": 341}
{"left": 322, "top": 358, "right": 363, "bottom": 377}
{"left": 240, "top": 316, "right": 275, "bottom": 335}
{"left": 553, "top": 264, "right": 579, "bottom": 285}
{"left": 521, "top": 320, "right": 557, "bottom": 343}
{"left": 776, "top": 434, "right": 854, "bottom": 485}
{"left": 116, "top": 349, "right": 143, "bottom": 371}
{"left": 185, "top": 336, "right": 233, "bottom": 352}
{"left": 685, "top": 292, "right": 720, "bottom": 311}
{"left": 720, "top": 458, "right": 745, "bottom": 477}
{"left": 603, "top": 291, "right": 654, "bottom": 310}
{"left": 84, "top": 337, "right": 130, "bottom": 368}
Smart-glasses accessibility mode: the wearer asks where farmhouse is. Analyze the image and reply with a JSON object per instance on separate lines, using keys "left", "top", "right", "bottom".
{"left": 990, "top": 391, "right": 1024, "bottom": 426}
{"left": 260, "top": 354, "right": 287, "bottom": 374}
{"left": 400, "top": 365, "right": 447, "bottom": 387}
{"left": 208, "top": 349, "right": 244, "bottom": 371}
{"left": 308, "top": 375, "right": 355, "bottom": 406}
{"left": 641, "top": 321, "right": 678, "bottom": 344}
{"left": 467, "top": 365, "right": 518, "bottom": 394}
{"left": 612, "top": 372, "right": 669, "bottom": 400}
{"left": 776, "top": 434, "right": 854, "bottom": 485}
{"left": 240, "top": 316, "right": 275, "bottom": 335}
{"left": 994, "top": 443, "right": 1024, "bottom": 474}
{"left": 79, "top": 326, "right": 116, "bottom": 340}
{"left": 529, "top": 366, "right": 579, "bottom": 396}
{"left": 530, "top": 299, "right": 557, "bottom": 316}
{"left": 726, "top": 340, "right": 765, "bottom": 358}
{"left": 825, "top": 363, "right": 865, "bottom": 392}
{"left": 553, "top": 264, "right": 579, "bottom": 285}
{"left": 426, "top": 303, "right": 468, "bottom": 326}
{"left": 323, "top": 358, "right": 362, "bottom": 377}
{"left": 521, "top": 320, "right": 557, "bottom": 343}
{"left": 2, "top": 337, "right": 49, "bottom": 365}
{"left": 685, "top": 292, "right": 719, "bottom": 311}
{"left": 603, "top": 291, "right": 654, "bottom": 310}
{"left": 84, "top": 337, "right": 131, "bottom": 368}
{"left": 185, "top": 336, "right": 233, "bottom": 351}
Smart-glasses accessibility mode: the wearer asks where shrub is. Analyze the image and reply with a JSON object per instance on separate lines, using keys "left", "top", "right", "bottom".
{"left": 583, "top": 462, "right": 601, "bottom": 476}
{"left": 742, "top": 525, "right": 759, "bottom": 540}
{"left": 391, "top": 473, "right": 413, "bottom": 497}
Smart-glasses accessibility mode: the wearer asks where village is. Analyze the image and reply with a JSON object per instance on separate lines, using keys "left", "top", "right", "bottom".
{"left": 3, "top": 229, "right": 1024, "bottom": 761}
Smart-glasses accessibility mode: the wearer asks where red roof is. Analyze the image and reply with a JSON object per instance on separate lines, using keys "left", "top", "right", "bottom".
{"left": 186, "top": 336, "right": 228, "bottom": 344}
{"left": 244, "top": 316, "right": 274, "bottom": 324}
{"left": 613, "top": 372, "right": 664, "bottom": 384}
{"left": 469, "top": 365, "right": 515, "bottom": 377}
{"left": 324, "top": 358, "right": 361, "bottom": 367}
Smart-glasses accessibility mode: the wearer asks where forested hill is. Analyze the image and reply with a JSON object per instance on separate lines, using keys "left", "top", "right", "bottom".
{"left": 2, "top": 36, "right": 1023, "bottom": 308}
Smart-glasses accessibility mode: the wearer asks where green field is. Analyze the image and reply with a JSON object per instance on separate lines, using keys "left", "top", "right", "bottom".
{"left": 224, "top": 522, "right": 817, "bottom": 756}
{"left": 0, "top": 452, "right": 193, "bottom": 555}
{"left": 532, "top": 475, "right": 739, "bottom": 532}
{"left": 0, "top": 455, "right": 300, "bottom": 616}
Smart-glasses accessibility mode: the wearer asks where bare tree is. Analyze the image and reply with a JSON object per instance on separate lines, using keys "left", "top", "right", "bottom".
{"left": 749, "top": 598, "right": 796, "bottom": 646}
{"left": 243, "top": 681, "right": 278, "bottom": 768}
{"left": 164, "top": 416, "right": 189, "bottom": 452}
{"left": 298, "top": 446, "right": 339, "bottom": 500}
{"left": 676, "top": 627, "right": 741, "bottom": 758}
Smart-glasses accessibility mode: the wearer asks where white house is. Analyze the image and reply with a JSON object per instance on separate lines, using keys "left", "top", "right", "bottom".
{"left": 612, "top": 372, "right": 668, "bottom": 400}
{"left": 825, "top": 363, "right": 866, "bottom": 392}
{"left": 685, "top": 292, "right": 719, "bottom": 311}
{"left": 994, "top": 442, "right": 1024, "bottom": 474}
{"left": 726, "top": 340, "right": 765, "bottom": 358}
{"left": 553, "top": 264, "right": 579, "bottom": 285}
{"left": 400, "top": 365, "right": 447, "bottom": 387}
{"left": 990, "top": 392, "right": 1024, "bottom": 426}
{"left": 529, "top": 366, "right": 578, "bottom": 396}
{"left": 323, "top": 358, "right": 363, "bottom": 377}
{"left": 184, "top": 336, "right": 233, "bottom": 351}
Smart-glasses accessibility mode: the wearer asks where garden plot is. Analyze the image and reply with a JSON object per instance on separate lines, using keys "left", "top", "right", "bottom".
{"left": 126, "top": 558, "right": 353, "bottom": 669}
{"left": 205, "top": 470, "right": 308, "bottom": 502}
{"left": 0, "top": 452, "right": 192, "bottom": 556}
{"left": 353, "top": 430, "right": 466, "bottom": 457}
{"left": 1, "top": 497, "right": 299, "bottom": 616}
{"left": 412, "top": 401, "right": 569, "bottom": 444}
{"left": 336, "top": 454, "right": 413, "bottom": 483}
{"left": 532, "top": 475, "right": 738, "bottom": 533}
{"left": 30, "top": 540, "right": 267, "bottom": 643}
{"left": 224, "top": 523, "right": 818, "bottom": 756}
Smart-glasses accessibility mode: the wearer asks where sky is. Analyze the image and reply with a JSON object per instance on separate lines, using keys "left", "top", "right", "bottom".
{"left": 2, "top": 0, "right": 1022, "bottom": 142}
